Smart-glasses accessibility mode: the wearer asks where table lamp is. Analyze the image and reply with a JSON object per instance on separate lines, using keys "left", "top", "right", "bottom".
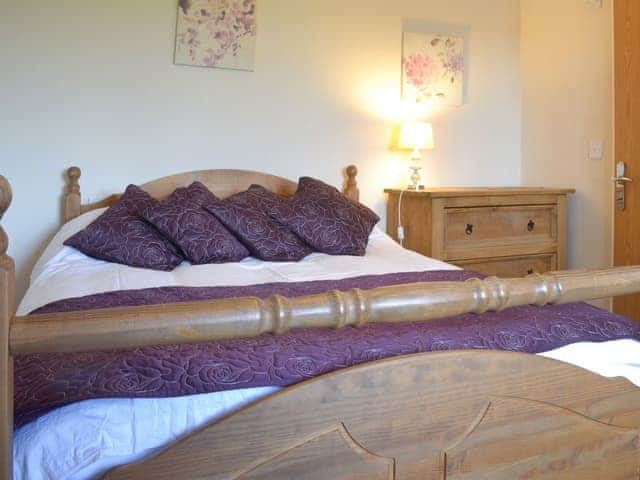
{"left": 397, "top": 122, "right": 434, "bottom": 190}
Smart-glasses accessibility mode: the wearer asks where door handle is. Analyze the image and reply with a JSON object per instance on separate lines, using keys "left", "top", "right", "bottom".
{"left": 613, "top": 162, "right": 632, "bottom": 211}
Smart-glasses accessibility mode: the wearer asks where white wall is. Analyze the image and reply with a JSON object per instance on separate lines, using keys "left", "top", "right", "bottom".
{"left": 521, "top": 0, "right": 613, "bottom": 280}
{"left": 1, "top": 0, "right": 522, "bottom": 302}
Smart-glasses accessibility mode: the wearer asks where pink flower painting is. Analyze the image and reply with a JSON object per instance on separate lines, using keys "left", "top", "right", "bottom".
{"left": 402, "top": 32, "right": 465, "bottom": 106}
{"left": 404, "top": 53, "right": 438, "bottom": 89}
{"left": 175, "top": 0, "right": 256, "bottom": 71}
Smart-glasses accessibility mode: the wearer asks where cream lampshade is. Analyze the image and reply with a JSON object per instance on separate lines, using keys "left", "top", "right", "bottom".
{"left": 397, "top": 122, "right": 434, "bottom": 190}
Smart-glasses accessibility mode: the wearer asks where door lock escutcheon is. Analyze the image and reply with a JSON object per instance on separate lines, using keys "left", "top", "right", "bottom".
{"left": 613, "top": 161, "right": 633, "bottom": 211}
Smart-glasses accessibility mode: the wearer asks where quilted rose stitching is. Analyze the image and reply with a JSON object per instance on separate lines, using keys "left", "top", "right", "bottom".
{"left": 279, "top": 177, "right": 378, "bottom": 256}
{"left": 205, "top": 189, "right": 311, "bottom": 261}
{"left": 64, "top": 185, "right": 183, "bottom": 270}
{"left": 16, "top": 270, "right": 640, "bottom": 428}
{"left": 140, "top": 183, "right": 248, "bottom": 264}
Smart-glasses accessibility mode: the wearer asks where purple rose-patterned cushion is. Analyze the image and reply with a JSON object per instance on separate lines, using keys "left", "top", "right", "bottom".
{"left": 134, "top": 182, "right": 249, "bottom": 265}
{"left": 271, "top": 177, "right": 379, "bottom": 256}
{"left": 64, "top": 185, "right": 183, "bottom": 271}
{"left": 247, "top": 184, "right": 288, "bottom": 215}
{"left": 204, "top": 187, "right": 312, "bottom": 262}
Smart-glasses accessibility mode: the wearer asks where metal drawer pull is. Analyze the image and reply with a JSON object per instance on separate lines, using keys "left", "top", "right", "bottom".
{"left": 527, "top": 220, "right": 535, "bottom": 232}
{"left": 465, "top": 224, "right": 474, "bottom": 235}
{"left": 527, "top": 268, "right": 534, "bottom": 275}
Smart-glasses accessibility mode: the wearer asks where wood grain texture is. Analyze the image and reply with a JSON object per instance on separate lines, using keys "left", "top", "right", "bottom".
{"left": 455, "top": 254, "right": 556, "bottom": 278}
{"left": 385, "top": 189, "right": 572, "bottom": 277}
{"left": 443, "top": 204, "right": 556, "bottom": 260}
{"left": 614, "top": 0, "right": 640, "bottom": 322}
{"left": 64, "top": 165, "right": 361, "bottom": 222}
{"left": 102, "top": 351, "right": 640, "bottom": 480}
{"left": 386, "top": 191, "right": 433, "bottom": 255}
{"left": 239, "top": 424, "right": 395, "bottom": 480}
{"left": 384, "top": 187, "right": 575, "bottom": 197}
{"left": 344, "top": 165, "right": 360, "bottom": 203}
{"left": 444, "top": 396, "right": 639, "bottom": 480}
{"left": 556, "top": 194, "right": 568, "bottom": 269}
{"left": 64, "top": 166, "right": 82, "bottom": 223}
{"left": 11, "top": 266, "right": 640, "bottom": 355}
{"left": 0, "top": 175, "right": 14, "bottom": 480}
{"left": 430, "top": 198, "right": 446, "bottom": 259}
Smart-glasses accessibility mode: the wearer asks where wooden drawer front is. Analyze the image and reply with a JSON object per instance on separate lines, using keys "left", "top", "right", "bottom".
{"left": 444, "top": 205, "right": 556, "bottom": 258}
{"left": 455, "top": 254, "right": 556, "bottom": 278}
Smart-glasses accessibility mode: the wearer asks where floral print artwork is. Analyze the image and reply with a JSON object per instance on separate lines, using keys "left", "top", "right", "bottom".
{"left": 175, "top": 0, "right": 257, "bottom": 71}
{"left": 402, "top": 32, "right": 465, "bottom": 106}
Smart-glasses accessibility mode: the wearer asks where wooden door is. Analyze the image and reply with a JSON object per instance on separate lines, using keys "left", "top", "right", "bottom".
{"left": 614, "top": 0, "right": 640, "bottom": 322}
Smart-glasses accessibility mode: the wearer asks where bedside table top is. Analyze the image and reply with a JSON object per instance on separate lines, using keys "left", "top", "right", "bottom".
{"left": 383, "top": 186, "right": 576, "bottom": 197}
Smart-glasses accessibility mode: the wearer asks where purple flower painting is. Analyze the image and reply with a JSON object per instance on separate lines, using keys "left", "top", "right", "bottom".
{"left": 402, "top": 32, "right": 465, "bottom": 106}
{"left": 175, "top": 0, "right": 256, "bottom": 71}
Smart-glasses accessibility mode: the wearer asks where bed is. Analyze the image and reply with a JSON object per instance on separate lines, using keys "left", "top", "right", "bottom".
{"left": 1, "top": 166, "right": 640, "bottom": 480}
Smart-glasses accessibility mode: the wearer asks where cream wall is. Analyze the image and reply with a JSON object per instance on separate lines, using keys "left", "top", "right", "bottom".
{"left": 521, "top": 0, "right": 614, "bottom": 278}
{"left": 1, "top": 0, "right": 522, "bottom": 301}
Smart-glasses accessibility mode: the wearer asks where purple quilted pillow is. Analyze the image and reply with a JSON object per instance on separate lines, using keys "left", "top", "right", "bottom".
{"left": 204, "top": 187, "right": 312, "bottom": 262}
{"left": 64, "top": 185, "right": 183, "bottom": 270}
{"left": 272, "top": 177, "right": 379, "bottom": 256}
{"left": 134, "top": 182, "right": 249, "bottom": 265}
{"left": 247, "top": 184, "right": 287, "bottom": 213}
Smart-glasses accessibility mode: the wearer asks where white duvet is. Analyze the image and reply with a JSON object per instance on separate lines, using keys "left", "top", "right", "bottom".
{"left": 14, "top": 209, "right": 640, "bottom": 480}
{"left": 18, "top": 209, "right": 455, "bottom": 316}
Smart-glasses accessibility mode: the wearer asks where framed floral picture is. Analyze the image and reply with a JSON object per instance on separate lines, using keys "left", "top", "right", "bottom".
{"left": 402, "top": 21, "right": 469, "bottom": 106}
{"left": 175, "top": 0, "right": 257, "bottom": 71}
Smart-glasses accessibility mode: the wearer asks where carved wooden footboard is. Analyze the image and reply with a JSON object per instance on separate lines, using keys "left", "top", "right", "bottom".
{"left": 104, "top": 351, "right": 640, "bottom": 480}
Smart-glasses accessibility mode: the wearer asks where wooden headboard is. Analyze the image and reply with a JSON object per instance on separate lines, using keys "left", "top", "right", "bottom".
{"left": 63, "top": 165, "right": 360, "bottom": 223}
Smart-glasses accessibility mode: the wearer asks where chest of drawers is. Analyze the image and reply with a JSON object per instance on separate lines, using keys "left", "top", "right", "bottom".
{"left": 385, "top": 187, "right": 575, "bottom": 277}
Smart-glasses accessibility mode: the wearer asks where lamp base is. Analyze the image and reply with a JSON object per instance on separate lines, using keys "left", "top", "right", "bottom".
{"left": 408, "top": 165, "right": 423, "bottom": 190}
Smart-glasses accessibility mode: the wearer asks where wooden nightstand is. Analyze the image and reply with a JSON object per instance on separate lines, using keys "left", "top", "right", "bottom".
{"left": 385, "top": 187, "right": 575, "bottom": 277}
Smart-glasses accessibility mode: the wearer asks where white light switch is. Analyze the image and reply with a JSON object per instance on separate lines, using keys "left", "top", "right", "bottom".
{"left": 589, "top": 141, "right": 604, "bottom": 159}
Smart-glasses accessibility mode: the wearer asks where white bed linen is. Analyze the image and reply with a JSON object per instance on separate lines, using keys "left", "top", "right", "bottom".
{"left": 18, "top": 208, "right": 457, "bottom": 316}
{"left": 14, "top": 387, "right": 279, "bottom": 480}
{"left": 14, "top": 210, "right": 640, "bottom": 480}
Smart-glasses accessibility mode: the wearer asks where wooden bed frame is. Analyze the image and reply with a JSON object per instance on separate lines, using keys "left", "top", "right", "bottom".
{"left": 1, "top": 166, "right": 640, "bottom": 479}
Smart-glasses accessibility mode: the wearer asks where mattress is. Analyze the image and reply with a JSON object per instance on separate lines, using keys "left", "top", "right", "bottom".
{"left": 14, "top": 209, "right": 640, "bottom": 480}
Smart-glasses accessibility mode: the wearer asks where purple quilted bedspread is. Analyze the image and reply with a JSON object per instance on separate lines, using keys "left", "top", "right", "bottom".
{"left": 15, "top": 270, "right": 640, "bottom": 427}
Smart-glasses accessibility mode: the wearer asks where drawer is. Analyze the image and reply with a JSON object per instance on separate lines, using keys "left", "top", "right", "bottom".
{"left": 455, "top": 254, "right": 557, "bottom": 278}
{"left": 443, "top": 205, "right": 557, "bottom": 259}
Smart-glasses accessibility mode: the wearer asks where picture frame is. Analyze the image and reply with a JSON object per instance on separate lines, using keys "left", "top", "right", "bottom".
{"left": 401, "top": 20, "right": 470, "bottom": 106}
{"left": 174, "top": 0, "right": 257, "bottom": 71}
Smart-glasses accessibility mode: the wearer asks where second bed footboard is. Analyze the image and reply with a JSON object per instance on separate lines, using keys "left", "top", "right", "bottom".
{"left": 103, "top": 350, "right": 640, "bottom": 480}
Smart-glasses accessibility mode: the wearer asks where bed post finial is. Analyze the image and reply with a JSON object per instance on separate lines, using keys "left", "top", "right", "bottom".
{"left": 0, "top": 175, "right": 11, "bottom": 257}
{"left": 344, "top": 164, "right": 359, "bottom": 203}
{"left": 65, "top": 167, "right": 82, "bottom": 223}
{"left": 0, "top": 174, "right": 14, "bottom": 480}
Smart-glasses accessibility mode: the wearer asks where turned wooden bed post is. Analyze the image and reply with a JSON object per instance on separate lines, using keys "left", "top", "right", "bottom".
{"left": 11, "top": 266, "right": 640, "bottom": 355}
{"left": 64, "top": 166, "right": 82, "bottom": 223}
{"left": 344, "top": 165, "right": 359, "bottom": 203}
{"left": 0, "top": 175, "right": 14, "bottom": 480}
